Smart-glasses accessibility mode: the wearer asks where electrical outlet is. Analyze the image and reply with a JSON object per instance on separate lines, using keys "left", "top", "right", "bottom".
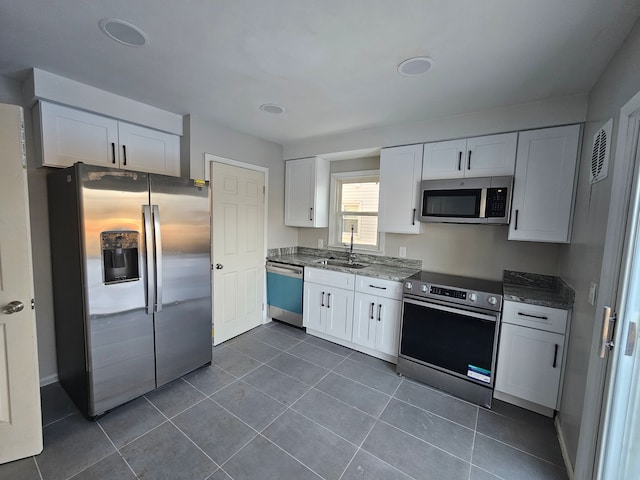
{"left": 399, "top": 247, "right": 407, "bottom": 258}
{"left": 318, "top": 238, "right": 324, "bottom": 249}
{"left": 589, "top": 282, "right": 597, "bottom": 306}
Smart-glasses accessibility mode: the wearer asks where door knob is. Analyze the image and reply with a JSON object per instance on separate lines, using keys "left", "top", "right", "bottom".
{"left": 2, "top": 301, "right": 24, "bottom": 314}
{"left": 215, "top": 264, "right": 224, "bottom": 270}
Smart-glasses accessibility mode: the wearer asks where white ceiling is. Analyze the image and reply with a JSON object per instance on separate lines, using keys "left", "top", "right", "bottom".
{"left": 1, "top": 1, "right": 639, "bottom": 145}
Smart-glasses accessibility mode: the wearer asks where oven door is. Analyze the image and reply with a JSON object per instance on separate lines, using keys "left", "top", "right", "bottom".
{"left": 400, "top": 296, "right": 500, "bottom": 387}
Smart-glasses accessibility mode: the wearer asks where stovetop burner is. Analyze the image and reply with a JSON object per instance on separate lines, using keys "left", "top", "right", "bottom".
{"left": 403, "top": 270, "right": 503, "bottom": 311}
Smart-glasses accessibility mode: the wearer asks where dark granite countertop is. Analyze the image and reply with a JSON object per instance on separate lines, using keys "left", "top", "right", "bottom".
{"left": 503, "top": 270, "right": 575, "bottom": 309}
{"left": 267, "top": 247, "right": 421, "bottom": 282}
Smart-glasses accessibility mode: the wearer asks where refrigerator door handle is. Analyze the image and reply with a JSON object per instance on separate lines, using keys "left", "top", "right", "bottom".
{"left": 143, "top": 205, "right": 155, "bottom": 315}
{"left": 153, "top": 205, "right": 163, "bottom": 312}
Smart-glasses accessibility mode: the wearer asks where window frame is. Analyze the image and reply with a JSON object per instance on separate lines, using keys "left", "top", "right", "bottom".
{"left": 328, "top": 170, "right": 384, "bottom": 254}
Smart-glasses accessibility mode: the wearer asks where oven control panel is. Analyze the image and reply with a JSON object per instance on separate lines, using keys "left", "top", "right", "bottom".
{"left": 404, "top": 280, "right": 502, "bottom": 312}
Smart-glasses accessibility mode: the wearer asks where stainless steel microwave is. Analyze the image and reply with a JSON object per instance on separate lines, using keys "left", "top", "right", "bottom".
{"left": 419, "top": 176, "right": 513, "bottom": 224}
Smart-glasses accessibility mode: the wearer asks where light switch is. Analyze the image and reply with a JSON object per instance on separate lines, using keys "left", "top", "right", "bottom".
{"left": 399, "top": 247, "right": 407, "bottom": 258}
{"left": 318, "top": 238, "right": 324, "bottom": 249}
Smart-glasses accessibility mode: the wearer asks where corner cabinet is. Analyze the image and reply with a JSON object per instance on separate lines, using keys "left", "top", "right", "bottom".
{"left": 34, "top": 101, "right": 180, "bottom": 176}
{"left": 422, "top": 133, "right": 517, "bottom": 180}
{"left": 378, "top": 145, "right": 423, "bottom": 234}
{"left": 494, "top": 301, "right": 569, "bottom": 416}
{"left": 284, "top": 157, "right": 330, "bottom": 227}
{"left": 508, "top": 125, "right": 581, "bottom": 243}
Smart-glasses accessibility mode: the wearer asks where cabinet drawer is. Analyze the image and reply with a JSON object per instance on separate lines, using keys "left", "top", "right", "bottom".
{"left": 305, "top": 267, "right": 355, "bottom": 290}
{"left": 355, "top": 276, "right": 402, "bottom": 299}
{"left": 502, "top": 301, "right": 568, "bottom": 334}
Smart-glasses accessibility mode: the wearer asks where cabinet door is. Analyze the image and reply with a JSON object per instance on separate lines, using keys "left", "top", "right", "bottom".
{"left": 379, "top": 145, "right": 423, "bottom": 233}
{"left": 422, "top": 139, "right": 466, "bottom": 180}
{"left": 465, "top": 133, "right": 517, "bottom": 177}
{"left": 38, "top": 101, "right": 119, "bottom": 168}
{"left": 352, "top": 293, "right": 377, "bottom": 349}
{"left": 495, "top": 323, "right": 564, "bottom": 409}
{"left": 509, "top": 125, "right": 580, "bottom": 243}
{"left": 117, "top": 122, "right": 180, "bottom": 176}
{"left": 285, "top": 158, "right": 314, "bottom": 227}
{"left": 324, "top": 286, "right": 354, "bottom": 341}
{"left": 375, "top": 297, "right": 402, "bottom": 357}
{"left": 303, "top": 282, "right": 325, "bottom": 331}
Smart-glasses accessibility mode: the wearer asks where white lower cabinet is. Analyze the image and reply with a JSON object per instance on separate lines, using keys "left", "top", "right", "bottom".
{"left": 352, "top": 288, "right": 402, "bottom": 357}
{"left": 303, "top": 270, "right": 354, "bottom": 342}
{"left": 303, "top": 268, "right": 402, "bottom": 362}
{"left": 495, "top": 301, "right": 569, "bottom": 414}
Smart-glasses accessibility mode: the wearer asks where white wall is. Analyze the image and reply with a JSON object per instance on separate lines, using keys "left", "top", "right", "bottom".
{"left": 283, "top": 94, "right": 588, "bottom": 160}
{"left": 556, "top": 18, "right": 640, "bottom": 468}
{"left": 185, "top": 114, "right": 297, "bottom": 249}
{"left": 0, "top": 74, "right": 58, "bottom": 383}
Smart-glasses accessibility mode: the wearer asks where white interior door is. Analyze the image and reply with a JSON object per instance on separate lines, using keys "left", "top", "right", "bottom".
{"left": 0, "top": 104, "right": 42, "bottom": 464}
{"left": 211, "top": 161, "right": 265, "bottom": 345}
{"left": 596, "top": 130, "right": 640, "bottom": 479}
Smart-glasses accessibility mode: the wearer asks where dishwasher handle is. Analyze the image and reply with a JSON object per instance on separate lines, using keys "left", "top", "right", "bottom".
{"left": 266, "top": 262, "right": 303, "bottom": 278}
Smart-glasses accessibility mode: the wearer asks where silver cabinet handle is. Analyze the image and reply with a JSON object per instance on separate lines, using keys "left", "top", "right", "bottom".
{"left": 215, "top": 264, "right": 224, "bottom": 270}
{"left": 369, "top": 302, "right": 374, "bottom": 320}
{"left": 321, "top": 292, "right": 325, "bottom": 307}
{"left": 377, "top": 304, "right": 382, "bottom": 321}
{"left": 412, "top": 208, "right": 416, "bottom": 226}
{"left": 467, "top": 150, "right": 472, "bottom": 170}
{"left": 143, "top": 205, "right": 155, "bottom": 315}
{"left": 111, "top": 142, "right": 116, "bottom": 164}
{"left": 457, "top": 151, "right": 462, "bottom": 171}
{"left": 553, "top": 344, "right": 559, "bottom": 368}
{"left": 327, "top": 293, "right": 331, "bottom": 308}
{"left": 2, "top": 301, "right": 24, "bottom": 314}
{"left": 369, "top": 284, "right": 387, "bottom": 290}
{"left": 310, "top": 207, "right": 313, "bottom": 221}
{"left": 153, "top": 205, "right": 163, "bottom": 313}
{"left": 517, "top": 312, "right": 548, "bottom": 320}
{"left": 514, "top": 209, "right": 519, "bottom": 230}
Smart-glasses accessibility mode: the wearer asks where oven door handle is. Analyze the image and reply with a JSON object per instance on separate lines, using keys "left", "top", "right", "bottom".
{"left": 402, "top": 297, "right": 498, "bottom": 322}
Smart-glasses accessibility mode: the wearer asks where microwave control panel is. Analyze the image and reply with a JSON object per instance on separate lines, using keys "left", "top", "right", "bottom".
{"left": 485, "top": 187, "right": 508, "bottom": 218}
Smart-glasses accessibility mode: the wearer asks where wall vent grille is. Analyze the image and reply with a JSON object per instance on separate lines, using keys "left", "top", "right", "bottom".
{"left": 591, "top": 119, "right": 613, "bottom": 184}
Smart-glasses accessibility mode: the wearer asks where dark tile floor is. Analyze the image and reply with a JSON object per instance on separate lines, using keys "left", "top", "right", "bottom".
{"left": 0, "top": 321, "right": 569, "bottom": 480}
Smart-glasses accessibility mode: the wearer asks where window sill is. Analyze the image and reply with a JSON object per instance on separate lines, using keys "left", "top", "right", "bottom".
{"left": 326, "top": 245, "right": 385, "bottom": 256}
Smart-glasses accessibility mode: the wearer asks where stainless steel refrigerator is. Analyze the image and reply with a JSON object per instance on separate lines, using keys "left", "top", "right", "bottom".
{"left": 48, "top": 163, "right": 211, "bottom": 418}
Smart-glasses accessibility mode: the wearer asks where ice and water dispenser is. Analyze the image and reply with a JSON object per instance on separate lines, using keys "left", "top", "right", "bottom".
{"left": 101, "top": 231, "right": 140, "bottom": 284}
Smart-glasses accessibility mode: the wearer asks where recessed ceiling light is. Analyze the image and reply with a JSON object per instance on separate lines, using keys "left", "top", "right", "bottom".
{"left": 259, "top": 104, "right": 286, "bottom": 114}
{"left": 99, "top": 18, "right": 148, "bottom": 47}
{"left": 397, "top": 56, "right": 433, "bottom": 76}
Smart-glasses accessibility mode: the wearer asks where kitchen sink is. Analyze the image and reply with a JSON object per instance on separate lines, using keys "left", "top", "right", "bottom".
{"left": 314, "top": 258, "right": 369, "bottom": 269}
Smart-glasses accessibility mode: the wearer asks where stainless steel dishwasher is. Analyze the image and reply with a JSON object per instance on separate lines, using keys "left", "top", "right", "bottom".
{"left": 266, "top": 261, "right": 304, "bottom": 328}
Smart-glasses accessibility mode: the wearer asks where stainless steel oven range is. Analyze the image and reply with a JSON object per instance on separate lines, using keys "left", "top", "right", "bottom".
{"left": 397, "top": 271, "right": 503, "bottom": 408}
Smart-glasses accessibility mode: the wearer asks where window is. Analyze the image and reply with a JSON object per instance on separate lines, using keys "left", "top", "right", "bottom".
{"left": 329, "top": 171, "right": 382, "bottom": 252}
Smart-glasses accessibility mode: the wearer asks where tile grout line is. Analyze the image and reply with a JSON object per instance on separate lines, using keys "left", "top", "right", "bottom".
{"left": 472, "top": 432, "right": 568, "bottom": 470}
{"left": 41, "top": 410, "right": 76, "bottom": 429}
{"left": 95, "top": 422, "right": 140, "bottom": 480}
{"left": 468, "top": 406, "right": 479, "bottom": 480}
{"left": 143, "top": 394, "right": 221, "bottom": 478}
{"left": 32, "top": 455, "right": 44, "bottom": 480}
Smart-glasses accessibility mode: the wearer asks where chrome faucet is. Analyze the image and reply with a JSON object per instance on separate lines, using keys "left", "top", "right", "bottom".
{"left": 348, "top": 225, "right": 356, "bottom": 264}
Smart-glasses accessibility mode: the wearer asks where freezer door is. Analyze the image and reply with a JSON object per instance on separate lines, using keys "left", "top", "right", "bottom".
{"left": 150, "top": 174, "right": 212, "bottom": 386}
{"left": 78, "top": 165, "right": 156, "bottom": 416}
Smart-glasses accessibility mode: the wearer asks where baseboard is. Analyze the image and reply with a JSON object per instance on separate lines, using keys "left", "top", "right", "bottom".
{"left": 555, "top": 415, "right": 575, "bottom": 480}
{"left": 40, "top": 373, "right": 58, "bottom": 387}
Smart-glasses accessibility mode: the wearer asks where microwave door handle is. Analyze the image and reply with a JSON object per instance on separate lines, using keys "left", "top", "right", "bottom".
{"left": 479, "top": 188, "right": 487, "bottom": 218}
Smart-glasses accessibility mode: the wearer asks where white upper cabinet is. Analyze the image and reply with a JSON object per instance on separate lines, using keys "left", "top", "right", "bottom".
{"left": 378, "top": 144, "right": 423, "bottom": 234}
{"left": 35, "top": 101, "right": 180, "bottom": 176}
{"left": 422, "top": 133, "right": 517, "bottom": 180}
{"left": 284, "top": 157, "right": 330, "bottom": 227}
{"left": 508, "top": 125, "right": 581, "bottom": 243}
{"left": 117, "top": 122, "right": 180, "bottom": 176}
